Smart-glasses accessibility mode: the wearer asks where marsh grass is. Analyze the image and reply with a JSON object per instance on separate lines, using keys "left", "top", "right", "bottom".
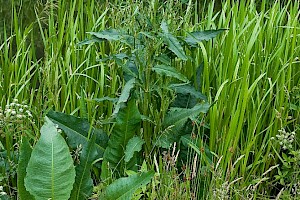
{"left": 0, "top": 0, "right": 299, "bottom": 199}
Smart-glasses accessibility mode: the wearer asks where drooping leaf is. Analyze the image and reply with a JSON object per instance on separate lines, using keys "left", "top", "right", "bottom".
{"left": 101, "top": 99, "right": 141, "bottom": 179}
{"left": 100, "top": 170, "right": 155, "bottom": 200}
{"left": 185, "top": 29, "right": 226, "bottom": 46}
{"left": 46, "top": 110, "right": 108, "bottom": 158}
{"left": 70, "top": 135, "right": 98, "bottom": 200}
{"left": 170, "top": 84, "right": 207, "bottom": 101}
{"left": 152, "top": 65, "right": 189, "bottom": 83}
{"left": 160, "top": 21, "right": 188, "bottom": 60}
{"left": 17, "top": 137, "right": 34, "bottom": 200}
{"left": 113, "top": 78, "right": 136, "bottom": 115}
{"left": 24, "top": 117, "right": 76, "bottom": 200}
{"left": 124, "top": 136, "right": 145, "bottom": 163}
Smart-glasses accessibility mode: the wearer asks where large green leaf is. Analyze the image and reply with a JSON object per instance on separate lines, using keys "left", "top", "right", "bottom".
{"left": 17, "top": 137, "right": 34, "bottom": 200}
{"left": 101, "top": 99, "right": 141, "bottom": 179}
{"left": 88, "top": 29, "right": 122, "bottom": 41}
{"left": 113, "top": 78, "right": 136, "bottom": 115}
{"left": 171, "top": 93, "right": 198, "bottom": 108}
{"left": 124, "top": 136, "right": 145, "bottom": 163}
{"left": 152, "top": 65, "right": 189, "bottom": 83}
{"left": 70, "top": 135, "right": 98, "bottom": 200}
{"left": 87, "top": 29, "right": 134, "bottom": 46}
{"left": 77, "top": 37, "right": 105, "bottom": 46}
{"left": 46, "top": 110, "right": 108, "bottom": 158}
{"left": 163, "top": 103, "right": 210, "bottom": 127}
{"left": 156, "top": 103, "right": 210, "bottom": 148}
{"left": 24, "top": 117, "right": 76, "bottom": 200}
{"left": 100, "top": 170, "right": 155, "bottom": 200}
{"left": 170, "top": 84, "right": 207, "bottom": 101}
{"left": 156, "top": 120, "right": 190, "bottom": 149}
{"left": 160, "top": 21, "right": 187, "bottom": 61}
{"left": 185, "top": 29, "right": 226, "bottom": 46}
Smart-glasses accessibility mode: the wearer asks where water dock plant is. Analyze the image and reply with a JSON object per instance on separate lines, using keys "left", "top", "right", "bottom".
{"left": 0, "top": 0, "right": 299, "bottom": 199}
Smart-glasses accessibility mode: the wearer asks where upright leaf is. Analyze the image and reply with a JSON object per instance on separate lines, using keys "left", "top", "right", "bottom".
{"left": 24, "top": 117, "right": 76, "bottom": 200}
{"left": 160, "top": 21, "right": 187, "bottom": 60}
{"left": 124, "top": 136, "right": 145, "bottom": 163}
{"left": 100, "top": 170, "right": 155, "bottom": 200}
{"left": 17, "top": 137, "right": 34, "bottom": 200}
{"left": 113, "top": 78, "right": 136, "bottom": 115}
{"left": 185, "top": 29, "right": 226, "bottom": 46}
{"left": 102, "top": 99, "right": 141, "bottom": 179}
{"left": 70, "top": 135, "right": 98, "bottom": 200}
{"left": 46, "top": 110, "right": 108, "bottom": 158}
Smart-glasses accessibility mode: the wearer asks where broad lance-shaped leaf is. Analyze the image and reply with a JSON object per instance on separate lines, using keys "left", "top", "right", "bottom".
{"left": 163, "top": 103, "right": 210, "bottom": 128}
{"left": 87, "top": 29, "right": 134, "bottom": 46}
{"left": 113, "top": 78, "right": 136, "bottom": 115}
{"left": 101, "top": 99, "right": 141, "bottom": 179}
{"left": 46, "top": 110, "right": 108, "bottom": 158}
{"left": 169, "top": 84, "right": 207, "bottom": 101}
{"left": 160, "top": 21, "right": 187, "bottom": 61}
{"left": 185, "top": 29, "right": 226, "bottom": 46}
{"left": 156, "top": 103, "right": 210, "bottom": 148}
{"left": 17, "top": 137, "right": 34, "bottom": 200}
{"left": 70, "top": 134, "right": 98, "bottom": 200}
{"left": 24, "top": 117, "right": 75, "bottom": 200}
{"left": 77, "top": 37, "right": 105, "bottom": 46}
{"left": 100, "top": 170, "right": 155, "bottom": 200}
{"left": 124, "top": 136, "right": 145, "bottom": 163}
{"left": 87, "top": 29, "right": 123, "bottom": 41}
{"left": 152, "top": 65, "right": 189, "bottom": 83}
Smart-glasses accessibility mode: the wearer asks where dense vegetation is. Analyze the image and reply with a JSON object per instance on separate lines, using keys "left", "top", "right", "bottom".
{"left": 0, "top": 0, "right": 299, "bottom": 199}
